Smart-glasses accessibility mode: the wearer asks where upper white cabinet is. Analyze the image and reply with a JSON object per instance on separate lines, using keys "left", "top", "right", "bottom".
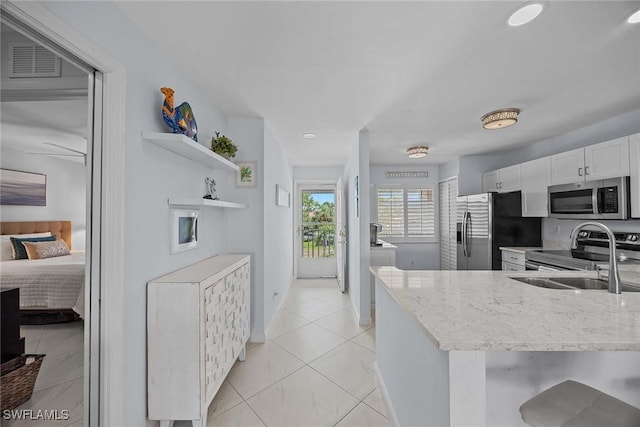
{"left": 521, "top": 156, "right": 551, "bottom": 217}
{"left": 584, "top": 136, "right": 630, "bottom": 180}
{"left": 482, "top": 165, "right": 521, "bottom": 193}
{"left": 630, "top": 133, "right": 640, "bottom": 218}
{"left": 551, "top": 137, "right": 629, "bottom": 185}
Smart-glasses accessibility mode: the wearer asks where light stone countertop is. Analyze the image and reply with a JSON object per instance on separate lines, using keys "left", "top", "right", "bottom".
{"left": 371, "top": 239, "right": 397, "bottom": 249}
{"left": 499, "top": 246, "right": 542, "bottom": 254}
{"left": 371, "top": 266, "right": 640, "bottom": 352}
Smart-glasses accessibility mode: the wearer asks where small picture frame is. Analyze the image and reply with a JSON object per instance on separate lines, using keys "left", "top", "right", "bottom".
{"left": 236, "top": 161, "right": 257, "bottom": 187}
{"left": 171, "top": 208, "right": 199, "bottom": 253}
{"left": 276, "top": 184, "right": 290, "bottom": 207}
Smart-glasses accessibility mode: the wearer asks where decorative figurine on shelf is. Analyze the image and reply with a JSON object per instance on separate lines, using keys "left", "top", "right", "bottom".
{"left": 203, "top": 177, "right": 218, "bottom": 200}
{"left": 160, "top": 87, "right": 198, "bottom": 141}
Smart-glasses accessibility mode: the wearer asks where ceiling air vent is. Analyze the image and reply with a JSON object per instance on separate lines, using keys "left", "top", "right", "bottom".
{"left": 8, "top": 43, "right": 61, "bottom": 78}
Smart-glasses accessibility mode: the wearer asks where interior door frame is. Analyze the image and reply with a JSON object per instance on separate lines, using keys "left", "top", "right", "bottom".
{"left": 293, "top": 179, "right": 341, "bottom": 279}
{"left": 1, "top": 2, "right": 127, "bottom": 425}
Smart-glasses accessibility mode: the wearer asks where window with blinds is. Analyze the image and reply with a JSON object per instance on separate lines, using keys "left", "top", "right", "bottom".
{"left": 377, "top": 187, "right": 435, "bottom": 238}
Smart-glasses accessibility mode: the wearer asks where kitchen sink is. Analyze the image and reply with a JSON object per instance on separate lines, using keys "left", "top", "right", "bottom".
{"left": 510, "top": 277, "right": 640, "bottom": 292}
{"left": 511, "top": 277, "right": 574, "bottom": 290}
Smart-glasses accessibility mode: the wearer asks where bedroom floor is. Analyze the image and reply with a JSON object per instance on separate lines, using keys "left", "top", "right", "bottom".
{"left": 4, "top": 321, "right": 84, "bottom": 427}
{"left": 176, "top": 278, "right": 390, "bottom": 427}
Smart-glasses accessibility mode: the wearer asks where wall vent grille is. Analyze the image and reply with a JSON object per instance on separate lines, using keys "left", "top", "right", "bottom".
{"left": 9, "top": 43, "right": 61, "bottom": 78}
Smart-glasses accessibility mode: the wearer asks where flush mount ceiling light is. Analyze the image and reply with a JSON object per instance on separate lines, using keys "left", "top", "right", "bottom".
{"left": 508, "top": 3, "right": 544, "bottom": 27}
{"left": 302, "top": 132, "right": 317, "bottom": 139}
{"left": 481, "top": 108, "right": 521, "bottom": 130}
{"left": 406, "top": 146, "right": 429, "bottom": 158}
{"left": 628, "top": 9, "right": 640, "bottom": 24}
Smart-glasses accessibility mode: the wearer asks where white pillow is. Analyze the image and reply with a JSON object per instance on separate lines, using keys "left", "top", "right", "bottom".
{"left": 0, "top": 232, "right": 52, "bottom": 261}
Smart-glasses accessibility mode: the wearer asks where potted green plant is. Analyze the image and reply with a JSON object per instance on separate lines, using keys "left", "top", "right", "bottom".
{"left": 210, "top": 132, "right": 238, "bottom": 159}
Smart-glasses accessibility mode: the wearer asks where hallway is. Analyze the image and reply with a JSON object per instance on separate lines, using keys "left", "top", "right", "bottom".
{"left": 183, "top": 279, "right": 390, "bottom": 427}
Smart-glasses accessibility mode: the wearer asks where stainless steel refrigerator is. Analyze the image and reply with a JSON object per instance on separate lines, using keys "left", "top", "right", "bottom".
{"left": 456, "top": 192, "right": 541, "bottom": 270}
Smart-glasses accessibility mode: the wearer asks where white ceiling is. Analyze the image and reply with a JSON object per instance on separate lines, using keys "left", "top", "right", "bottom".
{"left": 117, "top": 1, "right": 640, "bottom": 166}
{"left": 1, "top": 100, "right": 88, "bottom": 163}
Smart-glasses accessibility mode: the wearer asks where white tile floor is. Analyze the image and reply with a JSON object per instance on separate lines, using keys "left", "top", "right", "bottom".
{"left": 196, "top": 279, "right": 390, "bottom": 427}
{"left": 6, "top": 280, "right": 388, "bottom": 427}
{"left": 5, "top": 321, "right": 84, "bottom": 427}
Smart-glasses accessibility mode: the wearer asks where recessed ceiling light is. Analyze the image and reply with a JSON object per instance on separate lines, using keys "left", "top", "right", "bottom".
{"left": 302, "top": 132, "right": 317, "bottom": 139}
{"left": 481, "top": 108, "right": 520, "bottom": 130}
{"left": 406, "top": 146, "right": 429, "bottom": 158}
{"left": 628, "top": 9, "right": 640, "bottom": 24}
{"left": 508, "top": 3, "right": 544, "bottom": 27}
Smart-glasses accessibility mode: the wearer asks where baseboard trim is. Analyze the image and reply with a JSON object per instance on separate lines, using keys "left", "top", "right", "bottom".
{"left": 263, "top": 276, "right": 294, "bottom": 340}
{"left": 374, "top": 362, "right": 400, "bottom": 427}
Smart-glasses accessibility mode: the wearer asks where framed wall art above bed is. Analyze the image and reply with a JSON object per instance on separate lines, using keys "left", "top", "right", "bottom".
{"left": 0, "top": 168, "right": 47, "bottom": 206}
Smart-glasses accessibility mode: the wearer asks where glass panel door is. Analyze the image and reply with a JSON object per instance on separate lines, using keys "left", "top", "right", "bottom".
{"left": 297, "top": 186, "right": 338, "bottom": 278}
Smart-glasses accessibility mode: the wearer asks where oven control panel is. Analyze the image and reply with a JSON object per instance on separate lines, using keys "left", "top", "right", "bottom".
{"left": 577, "top": 231, "right": 640, "bottom": 248}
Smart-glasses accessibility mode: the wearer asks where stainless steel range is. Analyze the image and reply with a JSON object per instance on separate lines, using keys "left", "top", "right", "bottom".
{"left": 525, "top": 231, "right": 640, "bottom": 271}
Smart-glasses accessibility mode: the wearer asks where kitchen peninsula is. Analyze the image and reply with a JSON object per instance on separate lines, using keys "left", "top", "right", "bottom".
{"left": 371, "top": 266, "right": 640, "bottom": 426}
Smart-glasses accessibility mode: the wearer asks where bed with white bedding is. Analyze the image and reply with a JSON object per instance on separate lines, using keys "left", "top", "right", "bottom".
{"left": 0, "top": 253, "right": 85, "bottom": 317}
{"left": 0, "top": 221, "right": 85, "bottom": 318}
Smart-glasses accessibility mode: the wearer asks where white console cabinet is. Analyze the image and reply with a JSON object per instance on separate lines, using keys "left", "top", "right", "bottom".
{"left": 147, "top": 254, "right": 250, "bottom": 427}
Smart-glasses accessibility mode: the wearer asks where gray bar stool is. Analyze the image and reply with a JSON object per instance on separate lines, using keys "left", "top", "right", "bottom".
{"left": 519, "top": 380, "right": 640, "bottom": 427}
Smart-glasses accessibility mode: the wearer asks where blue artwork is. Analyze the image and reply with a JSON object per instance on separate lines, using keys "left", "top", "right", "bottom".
{"left": 0, "top": 169, "right": 46, "bottom": 206}
{"left": 161, "top": 87, "right": 198, "bottom": 141}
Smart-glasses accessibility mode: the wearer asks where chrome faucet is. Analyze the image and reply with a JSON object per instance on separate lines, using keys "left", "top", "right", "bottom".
{"left": 570, "top": 222, "right": 622, "bottom": 294}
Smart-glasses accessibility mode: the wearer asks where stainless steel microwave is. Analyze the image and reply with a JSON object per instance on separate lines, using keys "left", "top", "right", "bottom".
{"left": 548, "top": 177, "right": 631, "bottom": 220}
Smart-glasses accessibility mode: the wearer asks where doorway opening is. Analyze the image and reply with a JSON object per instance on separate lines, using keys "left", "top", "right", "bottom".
{"left": 295, "top": 182, "right": 339, "bottom": 279}
{"left": 0, "top": 11, "right": 101, "bottom": 426}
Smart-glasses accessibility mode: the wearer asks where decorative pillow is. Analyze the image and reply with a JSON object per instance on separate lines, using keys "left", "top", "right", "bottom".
{"left": 22, "top": 239, "right": 70, "bottom": 260}
{"left": 10, "top": 235, "right": 57, "bottom": 260}
{"left": 1, "top": 232, "right": 52, "bottom": 261}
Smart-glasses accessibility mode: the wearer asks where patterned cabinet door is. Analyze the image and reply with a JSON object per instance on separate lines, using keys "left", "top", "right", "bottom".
{"left": 204, "top": 279, "right": 224, "bottom": 401}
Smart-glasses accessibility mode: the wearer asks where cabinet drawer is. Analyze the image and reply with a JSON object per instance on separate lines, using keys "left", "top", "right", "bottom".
{"left": 502, "top": 261, "right": 525, "bottom": 271}
{"left": 501, "top": 251, "right": 525, "bottom": 266}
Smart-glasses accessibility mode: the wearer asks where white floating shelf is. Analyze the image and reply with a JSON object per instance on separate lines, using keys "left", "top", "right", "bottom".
{"left": 142, "top": 132, "right": 239, "bottom": 172}
{"left": 168, "top": 198, "right": 247, "bottom": 209}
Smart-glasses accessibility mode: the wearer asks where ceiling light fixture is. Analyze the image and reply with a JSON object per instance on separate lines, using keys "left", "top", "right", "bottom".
{"left": 628, "top": 9, "right": 640, "bottom": 24}
{"left": 302, "top": 132, "right": 317, "bottom": 139}
{"left": 508, "top": 3, "right": 544, "bottom": 27}
{"left": 481, "top": 108, "right": 520, "bottom": 130}
{"left": 406, "top": 146, "right": 429, "bottom": 158}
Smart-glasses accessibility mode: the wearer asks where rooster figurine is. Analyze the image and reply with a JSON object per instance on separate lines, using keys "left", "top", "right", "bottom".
{"left": 161, "top": 87, "right": 198, "bottom": 141}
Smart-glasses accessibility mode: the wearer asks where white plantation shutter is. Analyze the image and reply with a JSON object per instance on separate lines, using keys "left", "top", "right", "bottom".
{"left": 377, "top": 189, "right": 404, "bottom": 236}
{"left": 377, "top": 187, "right": 436, "bottom": 238}
{"left": 407, "top": 189, "right": 435, "bottom": 237}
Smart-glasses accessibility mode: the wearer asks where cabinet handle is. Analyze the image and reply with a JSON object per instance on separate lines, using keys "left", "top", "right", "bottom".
{"left": 585, "top": 166, "right": 590, "bottom": 175}
{"left": 495, "top": 182, "right": 499, "bottom": 189}
{"left": 578, "top": 167, "right": 583, "bottom": 176}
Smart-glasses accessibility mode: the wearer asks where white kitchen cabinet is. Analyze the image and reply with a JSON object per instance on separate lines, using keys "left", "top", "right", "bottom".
{"left": 551, "top": 137, "right": 630, "bottom": 185}
{"left": 482, "top": 170, "right": 500, "bottom": 193}
{"left": 630, "top": 133, "right": 640, "bottom": 218}
{"left": 148, "top": 255, "right": 250, "bottom": 427}
{"left": 521, "top": 156, "right": 551, "bottom": 217}
{"left": 584, "top": 136, "right": 630, "bottom": 180}
{"left": 482, "top": 165, "right": 521, "bottom": 193}
{"left": 550, "top": 148, "right": 585, "bottom": 185}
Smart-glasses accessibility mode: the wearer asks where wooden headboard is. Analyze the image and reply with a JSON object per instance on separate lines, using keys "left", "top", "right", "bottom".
{"left": 0, "top": 221, "right": 72, "bottom": 250}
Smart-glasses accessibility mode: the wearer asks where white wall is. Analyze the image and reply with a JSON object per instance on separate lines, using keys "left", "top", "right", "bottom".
{"left": 226, "top": 117, "right": 266, "bottom": 341}
{"left": 40, "top": 3, "right": 232, "bottom": 425}
{"left": 0, "top": 146, "right": 86, "bottom": 249}
{"left": 262, "top": 123, "right": 294, "bottom": 332}
{"left": 369, "top": 164, "right": 441, "bottom": 270}
{"left": 293, "top": 166, "right": 343, "bottom": 181}
{"left": 343, "top": 131, "right": 371, "bottom": 324}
